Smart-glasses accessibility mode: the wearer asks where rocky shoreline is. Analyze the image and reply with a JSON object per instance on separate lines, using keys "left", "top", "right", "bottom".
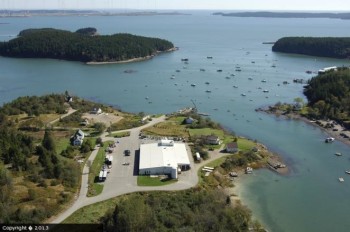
{"left": 256, "top": 106, "right": 350, "bottom": 147}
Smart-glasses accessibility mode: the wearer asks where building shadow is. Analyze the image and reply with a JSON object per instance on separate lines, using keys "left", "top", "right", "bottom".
{"left": 133, "top": 149, "right": 140, "bottom": 176}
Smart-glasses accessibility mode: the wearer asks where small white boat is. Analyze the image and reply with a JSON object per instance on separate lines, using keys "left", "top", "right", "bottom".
{"left": 241, "top": 93, "right": 246, "bottom": 96}
{"left": 345, "top": 171, "right": 350, "bottom": 175}
{"left": 325, "top": 137, "right": 335, "bottom": 143}
{"left": 339, "top": 177, "right": 344, "bottom": 182}
{"left": 335, "top": 152, "right": 342, "bottom": 156}
{"left": 261, "top": 79, "right": 267, "bottom": 83}
{"left": 263, "top": 90, "right": 269, "bottom": 93}
{"left": 246, "top": 167, "right": 253, "bottom": 174}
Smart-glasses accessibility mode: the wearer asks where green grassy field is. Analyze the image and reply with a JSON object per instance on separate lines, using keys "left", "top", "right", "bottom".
{"left": 107, "top": 131, "right": 130, "bottom": 138}
{"left": 63, "top": 196, "right": 125, "bottom": 223}
{"left": 237, "top": 138, "right": 255, "bottom": 151}
{"left": 188, "top": 128, "right": 224, "bottom": 138}
{"left": 87, "top": 141, "right": 112, "bottom": 197}
{"left": 142, "top": 116, "right": 189, "bottom": 138}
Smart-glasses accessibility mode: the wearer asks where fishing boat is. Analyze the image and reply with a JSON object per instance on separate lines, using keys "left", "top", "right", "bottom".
{"left": 241, "top": 93, "right": 246, "bottom": 96}
{"left": 263, "top": 90, "right": 269, "bottom": 93}
{"left": 191, "top": 84, "right": 196, "bottom": 87}
{"left": 205, "top": 82, "right": 210, "bottom": 85}
{"left": 205, "top": 90, "right": 211, "bottom": 93}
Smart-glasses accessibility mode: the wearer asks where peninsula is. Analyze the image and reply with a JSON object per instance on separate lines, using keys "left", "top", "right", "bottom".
{"left": 272, "top": 37, "right": 350, "bottom": 59}
{"left": 258, "top": 67, "right": 350, "bottom": 146}
{"left": 0, "top": 93, "right": 287, "bottom": 231}
{"left": 213, "top": 11, "right": 350, "bottom": 20}
{"left": 0, "top": 28, "right": 176, "bottom": 64}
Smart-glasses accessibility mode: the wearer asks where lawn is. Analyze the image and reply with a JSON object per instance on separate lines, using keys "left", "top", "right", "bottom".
{"left": 87, "top": 141, "right": 112, "bottom": 197}
{"left": 107, "top": 131, "right": 130, "bottom": 138}
{"left": 189, "top": 128, "right": 224, "bottom": 138}
{"left": 142, "top": 116, "right": 189, "bottom": 138}
{"left": 237, "top": 138, "right": 255, "bottom": 151}
{"left": 137, "top": 176, "right": 178, "bottom": 186}
{"left": 55, "top": 137, "right": 70, "bottom": 154}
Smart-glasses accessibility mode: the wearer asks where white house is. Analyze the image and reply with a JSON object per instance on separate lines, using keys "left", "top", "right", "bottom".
{"left": 91, "top": 108, "right": 102, "bottom": 114}
{"left": 72, "top": 129, "right": 85, "bottom": 146}
{"left": 139, "top": 139, "right": 191, "bottom": 179}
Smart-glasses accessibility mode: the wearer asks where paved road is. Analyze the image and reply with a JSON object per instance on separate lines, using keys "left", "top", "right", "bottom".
{"left": 51, "top": 115, "right": 223, "bottom": 223}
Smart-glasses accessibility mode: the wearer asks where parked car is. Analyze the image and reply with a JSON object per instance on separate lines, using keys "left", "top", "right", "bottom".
{"left": 124, "top": 149, "right": 131, "bottom": 156}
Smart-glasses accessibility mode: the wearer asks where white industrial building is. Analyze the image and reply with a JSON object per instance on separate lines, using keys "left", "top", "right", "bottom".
{"left": 139, "top": 139, "right": 191, "bottom": 179}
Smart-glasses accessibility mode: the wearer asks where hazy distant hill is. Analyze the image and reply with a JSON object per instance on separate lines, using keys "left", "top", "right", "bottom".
{"left": 214, "top": 12, "right": 350, "bottom": 20}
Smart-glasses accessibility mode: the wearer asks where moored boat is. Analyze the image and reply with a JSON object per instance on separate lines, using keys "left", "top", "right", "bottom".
{"left": 325, "top": 137, "right": 335, "bottom": 143}
{"left": 246, "top": 167, "right": 253, "bottom": 174}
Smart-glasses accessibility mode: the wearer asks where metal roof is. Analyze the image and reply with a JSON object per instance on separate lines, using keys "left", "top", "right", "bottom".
{"left": 139, "top": 141, "right": 190, "bottom": 170}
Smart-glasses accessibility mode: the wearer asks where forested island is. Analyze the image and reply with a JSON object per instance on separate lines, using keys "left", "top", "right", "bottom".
{"left": 272, "top": 37, "right": 350, "bottom": 59}
{"left": 0, "top": 28, "right": 176, "bottom": 63}
{"left": 213, "top": 12, "right": 350, "bottom": 20}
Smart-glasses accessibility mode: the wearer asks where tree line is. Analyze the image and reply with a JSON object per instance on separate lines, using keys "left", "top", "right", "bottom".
{"left": 101, "top": 190, "right": 262, "bottom": 232}
{"left": 272, "top": 37, "right": 350, "bottom": 59}
{"left": 0, "top": 28, "right": 175, "bottom": 63}
{"left": 303, "top": 68, "right": 350, "bottom": 124}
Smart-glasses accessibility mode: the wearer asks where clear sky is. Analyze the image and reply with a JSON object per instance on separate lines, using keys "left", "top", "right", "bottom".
{"left": 0, "top": 0, "right": 349, "bottom": 11}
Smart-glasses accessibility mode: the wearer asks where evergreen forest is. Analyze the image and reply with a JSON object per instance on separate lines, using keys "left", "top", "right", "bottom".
{"left": 272, "top": 37, "right": 350, "bottom": 59}
{"left": 304, "top": 68, "right": 350, "bottom": 126}
{"left": 0, "top": 28, "right": 175, "bottom": 63}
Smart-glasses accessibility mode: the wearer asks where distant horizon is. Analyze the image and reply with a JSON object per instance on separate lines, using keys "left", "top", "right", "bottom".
{"left": 1, "top": 9, "right": 350, "bottom": 13}
{"left": 1, "top": 0, "right": 349, "bottom": 12}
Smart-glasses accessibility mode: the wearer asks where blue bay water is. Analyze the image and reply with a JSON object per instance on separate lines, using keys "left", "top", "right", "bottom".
{"left": 1, "top": 12, "right": 350, "bottom": 232}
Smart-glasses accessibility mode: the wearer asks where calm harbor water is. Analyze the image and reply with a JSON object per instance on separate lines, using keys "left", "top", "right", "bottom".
{"left": 1, "top": 11, "right": 350, "bottom": 232}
